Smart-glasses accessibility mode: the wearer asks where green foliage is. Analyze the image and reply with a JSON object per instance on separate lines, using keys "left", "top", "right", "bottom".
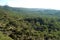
{"left": 0, "top": 6, "right": 60, "bottom": 40}
{"left": 0, "top": 31, "right": 13, "bottom": 40}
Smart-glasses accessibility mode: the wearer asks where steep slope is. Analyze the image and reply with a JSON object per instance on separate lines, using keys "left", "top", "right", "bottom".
{"left": 0, "top": 5, "right": 60, "bottom": 40}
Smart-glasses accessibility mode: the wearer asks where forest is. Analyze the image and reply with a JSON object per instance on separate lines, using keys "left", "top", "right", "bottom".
{"left": 0, "top": 5, "right": 60, "bottom": 40}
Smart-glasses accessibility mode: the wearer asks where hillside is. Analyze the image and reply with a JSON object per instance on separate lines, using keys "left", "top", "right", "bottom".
{"left": 0, "top": 6, "right": 60, "bottom": 40}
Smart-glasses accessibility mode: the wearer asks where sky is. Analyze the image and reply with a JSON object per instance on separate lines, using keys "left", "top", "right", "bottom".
{"left": 0, "top": 0, "right": 60, "bottom": 10}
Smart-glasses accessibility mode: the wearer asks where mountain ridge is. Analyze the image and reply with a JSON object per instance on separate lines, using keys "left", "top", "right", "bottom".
{"left": 0, "top": 5, "right": 60, "bottom": 17}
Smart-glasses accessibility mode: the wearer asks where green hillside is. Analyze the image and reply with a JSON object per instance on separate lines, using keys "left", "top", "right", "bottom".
{"left": 0, "top": 6, "right": 60, "bottom": 40}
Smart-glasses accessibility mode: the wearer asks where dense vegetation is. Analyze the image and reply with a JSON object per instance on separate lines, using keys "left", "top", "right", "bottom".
{"left": 0, "top": 5, "right": 60, "bottom": 40}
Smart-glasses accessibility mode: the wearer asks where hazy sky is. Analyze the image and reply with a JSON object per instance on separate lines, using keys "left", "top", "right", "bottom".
{"left": 0, "top": 0, "right": 60, "bottom": 10}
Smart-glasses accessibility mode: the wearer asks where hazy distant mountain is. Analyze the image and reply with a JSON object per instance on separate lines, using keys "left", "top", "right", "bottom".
{"left": 0, "top": 5, "right": 60, "bottom": 17}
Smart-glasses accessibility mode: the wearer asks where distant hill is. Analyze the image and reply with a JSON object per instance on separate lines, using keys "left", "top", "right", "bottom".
{"left": 0, "top": 5, "right": 60, "bottom": 17}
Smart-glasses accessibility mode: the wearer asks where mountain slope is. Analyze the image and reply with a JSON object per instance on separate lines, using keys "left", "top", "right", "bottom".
{"left": 0, "top": 5, "right": 60, "bottom": 40}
